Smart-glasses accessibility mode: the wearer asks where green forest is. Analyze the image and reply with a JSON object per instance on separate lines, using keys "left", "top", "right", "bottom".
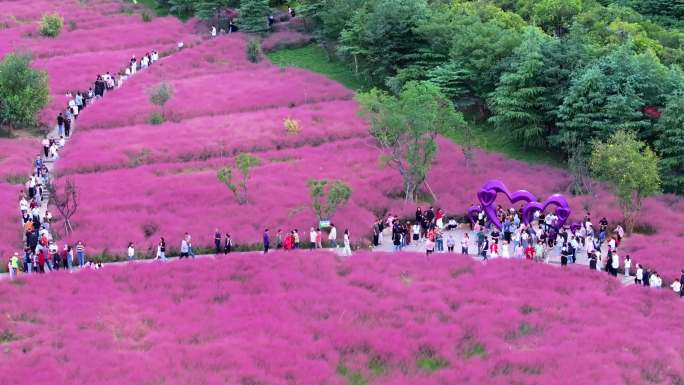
{"left": 147, "top": 0, "right": 684, "bottom": 194}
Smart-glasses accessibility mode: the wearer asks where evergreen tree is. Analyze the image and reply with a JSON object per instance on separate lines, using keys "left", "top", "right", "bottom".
{"left": 488, "top": 27, "right": 551, "bottom": 146}
{"left": 338, "top": 0, "right": 430, "bottom": 86}
{"left": 556, "top": 45, "right": 667, "bottom": 153}
{"left": 655, "top": 94, "right": 684, "bottom": 194}
{"left": 238, "top": 0, "right": 271, "bottom": 33}
{"left": 196, "top": 0, "right": 236, "bottom": 23}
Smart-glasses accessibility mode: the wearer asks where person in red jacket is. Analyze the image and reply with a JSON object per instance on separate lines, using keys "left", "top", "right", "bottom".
{"left": 524, "top": 244, "right": 535, "bottom": 260}
{"left": 37, "top": 248, "right": 46, "bottom": 273}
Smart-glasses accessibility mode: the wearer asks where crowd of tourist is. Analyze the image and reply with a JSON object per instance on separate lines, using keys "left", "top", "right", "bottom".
{"left": 7, "top": 47, "right": 162, "bottom": 279}
{"left": 378, "top": 205, "right": 684, "bottom": 297}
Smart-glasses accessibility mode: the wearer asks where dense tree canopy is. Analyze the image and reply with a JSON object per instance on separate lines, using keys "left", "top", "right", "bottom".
{"left": 0, "top": 53, "right": 50, "bottom": 131}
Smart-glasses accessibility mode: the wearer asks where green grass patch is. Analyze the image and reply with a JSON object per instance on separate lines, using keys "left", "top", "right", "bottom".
{"left": 336, "top": 362, "right": 368, "bottom": 385}
{"left": 267, "top": 45, "right": 370, "bottom": 92}
{"left": 444, "top": 120, "right": 565, "bottom": 167}
{"left": 416, "top": 348, "right": 449, "bottom": 372}
{"left": 130, "top": 0, "right": 170, "bottom": 17}
{"left": 0, "top": 329, "right": 18, "bottom": 344}
{"left": 368, "top": 356, "right": 387, "bottom": 376}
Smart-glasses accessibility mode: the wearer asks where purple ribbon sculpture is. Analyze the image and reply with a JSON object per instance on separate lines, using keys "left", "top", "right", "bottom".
{"left": 472, "top": 180, "right": 537, "bottom": 230}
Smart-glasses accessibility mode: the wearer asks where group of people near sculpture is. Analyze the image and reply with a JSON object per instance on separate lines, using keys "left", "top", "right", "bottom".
{"left": 8, "top": 48, "right": 162, "bottom": 278}
{"left": 382, "top": 204, "right": 683, "bottom": 296}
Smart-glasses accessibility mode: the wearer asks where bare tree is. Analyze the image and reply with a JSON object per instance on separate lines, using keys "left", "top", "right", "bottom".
{"left": 48, "top": 178, "right": 78, "bottom": 236}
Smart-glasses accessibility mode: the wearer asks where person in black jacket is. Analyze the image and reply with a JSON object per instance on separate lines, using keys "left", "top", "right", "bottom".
{"left": 680, "top": 270, "right": 684, "bottom": 297}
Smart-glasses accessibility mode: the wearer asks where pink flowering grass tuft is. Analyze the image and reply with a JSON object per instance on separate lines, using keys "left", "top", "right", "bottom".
{"left": 1, "top": 252, "right": 683, "bottom": 385}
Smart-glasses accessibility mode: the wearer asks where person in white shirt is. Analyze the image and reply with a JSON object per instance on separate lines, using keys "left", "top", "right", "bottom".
{"left": 328, "top": 224, "right": 337, "bottom": 248}
{"left": 671, "top": 280, "right": 682, "bottom": 294}
{"left": 342, "top": 229, "right": 352, "bottom": 256}
{"left": 309, "top": 227, "right": 317, "bottom": 249}
{"left": 128, "top": 242, "right": 135, "bottom": 261}
{"left": 152, "top": 51, "right": 159, "bottom": 62}
{"left": 501, "top": 240, "right": 510, "bottom": 258}
{"left": 623, "top": 255, "right": 632, "bottom": 277}
{"left": 611, "top": 252, "right": 619, "bottom": 276}
{"left": 19, "top": 197, "right": 28, "bottom": 215}
{"left": 649, "top": 272, "right": 660, "bottom": 288}
{"left": 635, "top": 264, "right": 643, "bottom": 284}
{"left": 211, "top": 25, "right": 217, "bottom": 37}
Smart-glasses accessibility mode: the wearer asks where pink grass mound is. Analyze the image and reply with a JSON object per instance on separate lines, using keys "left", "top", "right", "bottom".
{"left": 1, "top": 252, "right": 683, "bottom": 385}
{"left": 75, "top": 65, "right": 354, "bottom": 130}
{"left": 56, "top": 100, "right": 368, "bottom": 174}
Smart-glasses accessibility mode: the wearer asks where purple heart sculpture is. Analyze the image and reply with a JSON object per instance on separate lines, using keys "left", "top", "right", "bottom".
{"left": 569, "top": 222, "right": 581, "bottom": 233}
{"left": 521, "top": 194, "right": 571, "bottom": 229}
{"left": 467, "top": 205, "right": 481, "bottom": 225}
{"left": 476, "top": 180, "right": 537, "bottom": 230}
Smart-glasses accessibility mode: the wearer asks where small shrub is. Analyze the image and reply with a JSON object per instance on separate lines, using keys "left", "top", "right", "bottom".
{"left": 284, "top": 117, "right": 301, "bottom": 134}
{"left": 149, "top": 111, "right": 164, "bottom": 125}
{"left": 67, "top": 20, "right": 77, "bottom": 31}
{"left": 247, "top": 39, "right": 262, "bottom": 63}
{"left": 5, "top": 174, "right": 26, "bottom": 185}
{"left": 39, "top": 13, "right": 63, "bottom": 37}
{"left": 142, "top": 11, "right": 153, "bottom": 22}
{"left": 149, "top": 82, "right": 172, "bottom": 108}
{"left": 633, "top": 222, "right": 657, "bottom": 235}
{"left": 141, "top": 221, "right": 159, "bottom": 239}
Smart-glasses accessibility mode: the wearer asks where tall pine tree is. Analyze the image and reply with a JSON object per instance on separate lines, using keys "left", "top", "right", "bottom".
{"left": 237, "top": 0, "right": 271, "bottom": 33}
{"left": 488, "top": 27, "right": 551, "bottom": 146}
{"left": 655, "top": 94, "right": 684, "bottom": 193}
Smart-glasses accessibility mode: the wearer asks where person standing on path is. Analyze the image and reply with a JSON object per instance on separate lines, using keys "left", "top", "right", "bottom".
{"left": 156, "top": 237, "right": 167, "bottom": 261}
{"left": 214, "top": 229, "right": 222, "bottom": 254}
{"left": 57, "top": 113, "right": 65, "bottom": 137}
{"left": 186, "top": 233, "right": 195, "bottom": 258}
{"left": 224, "top": 233, "right": 233, "bottom": 254}
{"left": 263, "top": 229, "right": 270, "bottom": 253}
{"left": 76, "top": 241, "right": 85, "bottom": 267}
{"left": 328, "top": 224, "right": 339, "bottom": 248}
{"left": 343, "top": 229, "right": 352, "bottom": 256}
{"left": 127, "top": 242, "right": 135, "bottom": 261}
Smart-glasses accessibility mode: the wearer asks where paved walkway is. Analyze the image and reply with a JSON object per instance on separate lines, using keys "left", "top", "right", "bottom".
{"left": 372, "top": 226, "right": 636, "bottom": 286}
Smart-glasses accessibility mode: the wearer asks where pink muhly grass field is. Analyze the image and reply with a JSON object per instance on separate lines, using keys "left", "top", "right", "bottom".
{"left": 1, "top": 252, "right": 683, "bottom": 385}
{"left": 75, "top": 66, "right": 354, "bottom": 130}
{"left": 52, "top": 138, "right": 392, "bottom": 255}
{"left": 0, "top": 137, "right": 38, "bottom": 179}
{"left": 56, "top": 100, "right": 368, "bottom": 174}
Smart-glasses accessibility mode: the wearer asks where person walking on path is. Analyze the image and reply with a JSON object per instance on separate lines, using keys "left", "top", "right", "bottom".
{"left": 155, "top": 237, "right": 167, "bottom": 261}
{"left": 180, "top": 236, "right": 190, "bottom": 259}
{"left": 8, "top": 252, "right": 19, "bottom": 279}
{"left": 263, "top": 229, "right": 270, "bottom": 253}
{"left": 224, "top": 233, "right": 233, "bottom": 254}
{"left": 342, "top": 229, "right": 352, "bottom": 256}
